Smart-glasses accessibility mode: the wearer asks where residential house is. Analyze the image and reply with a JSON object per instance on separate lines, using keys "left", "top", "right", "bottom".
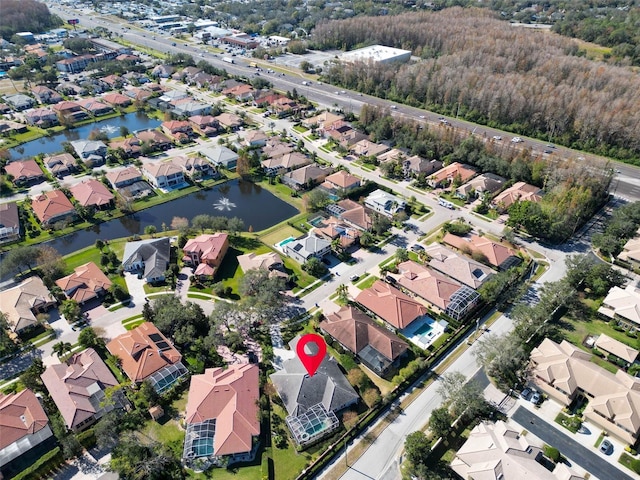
{"left": 102, "top": 92, "right": 131, "bottom": 108}
{"left": 320, "top": 170, "right": 361, "bottom": 196}
{"left": 320, "top": 306, "right": 408, "bottom": 377}
{"left": 530, "top": 338, "right": 640, "bottom": 444}
{"left": 142, "top": 159, "right": 185, "bottom": 189}
{"left": 31, "top": 190, "right": 76, "bottom": 226}
{"left": 122, "top": 237, "right": 170, "bottom": 283}
{"left": 5, "top": 93, "right": 34, "bottom": 111}
{"left": 122, "top": 71, "right": 149, "bottom": 85}
{"left": 222, "top": 83, "right": 254, "bottom": 102}
{"left": 424, "top": 244, "right": 494, "bottom": 289}
{"left": 100, "top": 75, "right": 125, "bottom": 90}
{"left": 53, "top": 100, "right": 85, "bottom": 122}
{"left": 270, "top": 96, "right": 301, "bottom": 117}
{"left": 70, "top": 139, "right": 107, "bottom": 166}
{"left": 355, "top": 280, "right": 428, "bottom": 330}
{"left": 364, "top": 189, "right": 406, "bottom": 218}
{"left": 243, "top": 129, "right": 268, "bottom": 148}
{"left": 403, "top": 157, "right": 443, "bottom": 178}
{"left": 458, "top": 173, "right": 506, "bottom": 200}
{"left": 109, "top": 136, "right": 142, "bottom": 158}
{"left": 350, "top": 139, "right": 389, "bottom": 158}
{"left": 215, "top": 112, "right": 243, "bottom": 131}
{"left": 281, "top": 164, "right": 333, "bottom": 190}
{"left": 183, "top": 233, "right": 229, "bottom": 277}
{"left": 492, "top": 181, "right": 543, "bottom": 212}
{"left": 183, "top": 364, "right": 260, "bottom": 466}
{"left": 442, "top": 233, "right": 521, "bottom": 271}
{"left": 44, "top": 153, "right": 76, "bottom": 177}
{"left": 283, "top": 233, "right": 331, "bottom": 264}
{"left": 598, "top": 285, "right": 640, "bottom": 329}
{"left": 312, "top": 217, "right": 360, "bottom": 251}
{"left": 451, "top": 421, "right": 584, "bottom": 480}
{"left": 427, "top": 162, "right": 478, "bottom": 188}
{"left": 0, "top": 389, "right": 53, "bottom": 469}
{"left": 124, "top": 86, "right": 154, "bottom": 102}
{"left": 70, "top": 179, "right": 114, "bottom": 209}
{"left": 172, "top": 99, "right": 211, "bottom": 118}
{"left": 56, "top": 262, "right": 112, "bottom": 304}
{"left": 0, "top": 120, "right": 27, "bottom": 135}
{"left": 151, "top": 64, "right": 175, "bottom": 78}
{"left": 261, "top": 152, "right": 311, "bottom": 176}
{"left": 106, "top": 166, "right": 142, "bottom": 189}
{"left": 326, "top": 124, "right": 365, "bottom": 147}
{"left": 261, "top": 138, "right": 294, "bottom": 160}
{"left": 325, "top": 199, "right": 372, "bottom": 231}
{"left": 4, "top": 159, "right": 45, "bottom": 185}
{"left": 377, "top": 148, "right": 405, "bottom": 164}
{"left": 31, "top": 85, "right": 62, "bottom": 104}
{"left": 106, "top": 322, "right": 188, "bottom": 393}
{"left": 302, "top": 111, "right": 343, "bottom": 134}
{"left": 56, "top": 54, "right": 94, "bottom": 74}
{"left": 135, "top": 129, "right": 172, "bottom": 151}
{"left": 189, "top": 115, "right": 219, "bottom": 136}
{"left": 392, "top": 261, "right": 479, "bottom": 320}
{"left": 237, "top": 251, "right": 287, "bottom": 279}
{"left": 594, "top": 334, "right": 639, "bottom": 364}
{"left": 173, "top": 155, "right": 215, "bottom": 178}
{"left": 24, "top": 107, "right": 58, "bottom": 127}
{"left": 41, "top": 348, "right": 121, "bottom": 432}
{"left": 180, "top": 66, "right": 202, "bottom": 82}
{"left": 0, "top": 202, "right": 20, "bottom": 244}
{"left": 56, "top": 82, "right": 86, "bottom": 97}
{"left": 161, "top": 120, "right": 193, "bottom": 143}
{"left": 201, "top": 146, "right": 238, "bottom": 170}
{"left": 159, "top": 90, "right": 188, "bottom": 103}
{"left": 76, "top": 98, "right": 112, "bottom": 116}
{"left": 271, "top": 335, "right": 359, "bottom": 417}
{"left": 618, "top": 231, "right": 640, "bottom": 266}
{"left": 0, "top": 276, "right": 56, "bottom": 333}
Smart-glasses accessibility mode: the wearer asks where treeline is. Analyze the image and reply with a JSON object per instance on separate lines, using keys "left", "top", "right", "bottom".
{"left": 0, "top": 0, "right": 61, "bottom": 40}
{"left": 312, "top": 8, "right": 640, "bottom": 162}
{"left": 359, "top": 105, "right": 613, "bottom": 243}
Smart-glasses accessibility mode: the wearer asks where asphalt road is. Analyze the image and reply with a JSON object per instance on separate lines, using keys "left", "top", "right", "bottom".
{"left": 50, "top": 6, "right": 640, "bottom": 203}
{"left": 512, "top": 406, "right": 635, "bottom": 480}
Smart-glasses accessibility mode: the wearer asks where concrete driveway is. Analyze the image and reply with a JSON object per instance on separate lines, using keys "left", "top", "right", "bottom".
{"left": 512, "top": 406, "right": 636, "bottom": 480}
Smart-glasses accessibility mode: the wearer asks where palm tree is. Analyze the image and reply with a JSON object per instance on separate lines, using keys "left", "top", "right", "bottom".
{"left": 52, "top": 341, "right": 73, "bottom": 359}
{"left": 337, "top": 284, "right": 349, "bottom": 304}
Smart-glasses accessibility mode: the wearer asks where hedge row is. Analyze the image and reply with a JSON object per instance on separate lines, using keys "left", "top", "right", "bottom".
{"left": 12, "top": 447, "right": 64, "bottom": 480}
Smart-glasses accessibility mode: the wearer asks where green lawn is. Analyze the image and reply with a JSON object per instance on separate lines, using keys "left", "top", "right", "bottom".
{"left": 123, "top": 319, "right": 145, "bottom": 331}
{"left": 356, "top": 275, "right": 378, "bottom": 290}
{"left": 560, "top": 307, "right": 639, "bottom": 353}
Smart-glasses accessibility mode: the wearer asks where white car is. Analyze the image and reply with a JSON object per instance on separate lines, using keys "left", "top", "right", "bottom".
{"left": 390, "top": 105, "right": 397, "bottom": 109}
{"left": 492, "top": 135, "right": 502, "bottom": 141}
{"left": 511, "top": 137, "right": 523, "bottom": 143}
{"left": 419, "top": 115, "right": 426, "bottom": 119}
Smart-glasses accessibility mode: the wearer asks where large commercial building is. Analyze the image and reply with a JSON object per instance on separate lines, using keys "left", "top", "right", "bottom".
{"left": 339, "top": 45, "right": 411, "bottom": 65}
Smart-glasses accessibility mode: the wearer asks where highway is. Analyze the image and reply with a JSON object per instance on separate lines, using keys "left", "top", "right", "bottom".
{"left": 50, "top": 6, "right": 640, "bottom": 203}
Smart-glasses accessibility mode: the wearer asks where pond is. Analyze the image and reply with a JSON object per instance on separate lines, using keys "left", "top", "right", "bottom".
{"left": 10, "top": 112, "right": 161, "bottom": 160}
{"left": 44, "top": 179, "right": 299, "bottom": 256}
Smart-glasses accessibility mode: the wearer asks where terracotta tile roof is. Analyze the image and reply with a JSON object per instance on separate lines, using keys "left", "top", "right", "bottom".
{"left": 0, "top": 389, "right": 50, "bottom": 450}
{"left": 428, "top": 162, "right": 478, "bottom": 185}
{"left": 392, "top": 261, "right": 462, "bottom": 310}
{"left": 185, "top": 364, "right": 260, "bottom": 456}
{"left": 40, "top": 348, "right": 118, "bottom": 430}
{"left": 44, "top": 153, "right": 76, "bottom": 175}
{"left": 492, "top": 181, "right": 542, "bottom": 209}
{"left": 70, "top": 179, "right": 114, "bottom": 207}
{"left": 143, "top": 159, "right": 183, "bottom": 179}
{"left": 31, "top": 190, "right": 75, "bottom": 224}
{"left": 4, "top": 159, "right": 44, "bottom": 181}
{"left": 184, "top": 233, "right": 229, "bottom": 265}
{"left": 321, "top": 306, "right": 408, "bottom": 362}
{"left": 102, "top": 92, "right": 131, "bottom": 106}
{"left": 333, "top": 199, "right": 372, "bottom": 231}
{"left": 0, "top": 276, "right": 55, "bottom": 333}
{"left": 105, "top": 166, "right": 142, "bottom": 188}
{"left": 55, "top": 262, "right": 112, "bottom": 303}
{"left": 52, "top": 100, "right": 81, "bottom": 112}
{"left": 215, "top": 112, "right": 243, "bottom": 128}
{"left": 424, "top": 244, "right": 494, "bottom": 289}
{"left": 442, "top": 233, "right": 517, "bottom": 269}
{"left": 323, "top": 170, "right": 360, "bottom": 189}
{"left": 107, "top": 322, "right": 183, "bottom": 384}
{"left": 355, "top": 280, "right": 427, "bottom": 330}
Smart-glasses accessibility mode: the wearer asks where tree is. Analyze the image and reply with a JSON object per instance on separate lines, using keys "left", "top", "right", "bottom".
{"left": 336, "top": 284, "right": 349, "bottom": 304}
{"left": 474, "top": 333, "right": 527, "bottom": 389}
{"left": 303, "top": 256, "right": 328, "bottom": 277}
{"left": 36, "top": 245, "right": 65, "bottom": 281}
{"left": 1, "top": 245, "right": 40, "bottom": 276}
{"left": 191, "top": 214, "right": 213, "bottom": 232}
{"left": 52, "top": 341, "right": 73, "bottom": 359}
{"left": 227, "top": 216, "right": 245, "bottom": 236}
{"left": 0, "top": 312, "right": 17, "bottom": 357}
{"left": 78, "top": 327, "right": 105, "bottom": 351}
{"left": 362, "top": 388, "right": 381, "bottom": 408}
{"left": 371, "top": 213, "right": 392, "bottom": 236}
{"left": 109, "top": 433, "right": 184, "bottom": 480}
{"left": 94, "top": 410, "right": 121, "bottom": 449}
{"left": 395, "top": 247, "right": 409, "bottom": 263}
{"left": 144, "top": 225, "right": 157, "bottom": 237}
{"left": 404, "top": 431, "right": 431, "bottom": 469}
{"left": 171, "top": 216, "right": 189, "bottom": 233}
{"left": 305, "top": 188, "right": 331, "bottom": 212}
{"left": 60, "top": 299, "right": 82, "bottom": 324}
{"left": 347, "top": 368, "right": 366, "bottom": 388}
{"left": 428, "top": 407, "right": 453, "bottom": 439}
{"left": 20, "top": 357, "right": 45, "bottom": 392}
{"left": 436, "top": 371, "right": 487, "bottom": 418}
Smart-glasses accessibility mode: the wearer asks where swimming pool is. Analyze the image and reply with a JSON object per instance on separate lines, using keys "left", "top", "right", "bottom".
{"left": 412, "top": 323, "right": 433, "bottom": 336}
{"left": 277, "top": 236, "right": 296, "bottom": 247}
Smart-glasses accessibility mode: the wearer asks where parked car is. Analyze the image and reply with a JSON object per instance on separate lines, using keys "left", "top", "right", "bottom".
{"left": 600, "top": 439, "right": 613, "bottom": 455}
{"left": 350, "top": 274, "right": 359, "bottom": 282}
{"left": 411, "top": 244, "right": 425, "bottom": 252}
{"left": 520, "top": 387, "right": 532, "bottom": 400}
{"left": 492, "top": 135, "right": 502, "bottom": 141}
{"left": 511, "top": 136, "right": 523, "bottom": 143}
{"left": 530, "top": 391, "right": 542, "bottom": 405}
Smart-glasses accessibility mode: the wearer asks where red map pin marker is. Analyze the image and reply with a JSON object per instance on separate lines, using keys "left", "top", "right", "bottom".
{"left": 296, "top": 333, "right": 327, "bottom": 377}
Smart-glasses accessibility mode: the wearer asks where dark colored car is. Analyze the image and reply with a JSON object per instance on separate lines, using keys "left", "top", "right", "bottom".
{"left": 600, "top": 439, "right": 613, "bottom": 455}
{"left": 520, "top": 387, "right": 532, "bottom": 400}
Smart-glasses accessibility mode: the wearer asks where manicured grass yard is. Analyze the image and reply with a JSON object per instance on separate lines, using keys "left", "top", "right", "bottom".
{"left": 259, "top": 224, "right": 302, "bottom": 246}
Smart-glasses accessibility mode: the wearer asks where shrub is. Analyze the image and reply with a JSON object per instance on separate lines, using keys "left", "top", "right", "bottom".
{"left": 544, "top": 445, "right": 560, "bottom": 463}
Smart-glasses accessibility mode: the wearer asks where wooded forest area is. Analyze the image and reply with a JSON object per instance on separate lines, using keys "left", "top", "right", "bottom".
{"left": 312, "top": 8, "right": 640, "bottom": 162}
